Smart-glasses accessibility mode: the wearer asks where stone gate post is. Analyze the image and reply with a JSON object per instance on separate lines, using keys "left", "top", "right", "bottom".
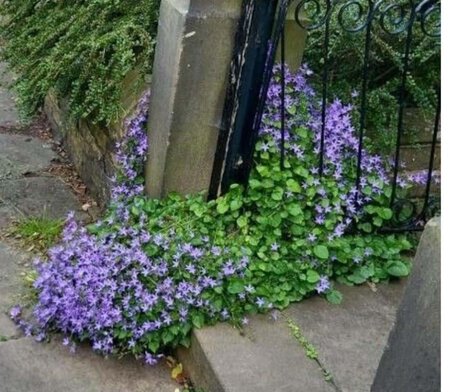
{"left": 145, "top": 0, "right": 307, "bottom": 198}
{"left": 145, "top": 0, "right": 242, "bottom": 198}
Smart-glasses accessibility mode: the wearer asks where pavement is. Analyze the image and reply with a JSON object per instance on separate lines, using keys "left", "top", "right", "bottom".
{"left": 0, "top": 61, "right": 177, "bottom": 392}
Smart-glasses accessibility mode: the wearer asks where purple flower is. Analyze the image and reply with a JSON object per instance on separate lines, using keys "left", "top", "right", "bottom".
{"left": 144, "top": 352, "right": 162, "bottom": 366}
{"left": 9, "top": 305, "right": 22, "bottom": 321}
{"left": 270, "top": 243, "right": 280, "bottom": 252}
{"left": 256, "top": 297, "right": 265, "bottom": 308}
{"left": 270, "top": 310, "right": 280, "bottom": 321}
{"left": 307, "top": 233, "right": 317, "bottom": 242}
{"left": 315, "top": 276, "right": 330, "bottom": 294}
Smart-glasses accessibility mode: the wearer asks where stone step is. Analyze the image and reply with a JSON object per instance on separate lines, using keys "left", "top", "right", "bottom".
{"left": 178, "top": 282, "right": 406, "bottom": 392}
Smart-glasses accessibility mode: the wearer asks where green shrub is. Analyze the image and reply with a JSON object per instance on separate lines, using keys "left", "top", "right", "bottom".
{"left": 0, "top": 0, "right": 160, "bottom": 124}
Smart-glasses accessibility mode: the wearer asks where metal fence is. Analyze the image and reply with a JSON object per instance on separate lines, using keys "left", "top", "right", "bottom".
{"left": 209, "top": 0, "right": 440, "bottom": 232}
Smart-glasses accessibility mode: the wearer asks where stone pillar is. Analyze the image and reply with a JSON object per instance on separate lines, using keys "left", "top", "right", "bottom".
{"left": 145, "top": 0, "right": 242, "bottom": 198}
{"left": 371, "top": 217, "right": 441, "bottom": 392}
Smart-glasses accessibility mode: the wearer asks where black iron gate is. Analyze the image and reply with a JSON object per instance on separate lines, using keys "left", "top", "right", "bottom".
{"left": 209, "top": 0, "right": 440, "bottom": 232}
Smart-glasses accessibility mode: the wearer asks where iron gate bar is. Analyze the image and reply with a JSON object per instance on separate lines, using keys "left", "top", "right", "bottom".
{"left": 280, "top": 26, "right": 286, "bottom": 171}
{"left": 208, "top": 0, "right": 278, "bottom": 199}
{"left": 354, "top": 0, "right": 376, "bottom": 208}
{"left": 420, "top": 89, "right": 440, "bottom": 218}
{"left": 246, "top": 0, "right": 291, "bottom": 181}
{"left": 390, "top": 0, "right": 418, "bottom": 209}
{"left": 318, "top": 1, "right": 331, "bottom": 177}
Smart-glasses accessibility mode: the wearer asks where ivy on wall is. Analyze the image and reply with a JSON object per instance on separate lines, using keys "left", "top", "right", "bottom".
{"left": 0, "top": 0, "right": 161, "bottom": 124}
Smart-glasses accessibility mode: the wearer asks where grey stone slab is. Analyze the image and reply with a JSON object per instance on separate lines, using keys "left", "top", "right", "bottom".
{"left": 0, "top": 242, "right": 27, "bottom": 294}
{"left": 0, "top": 313, "right": 18, "bottom": 339}
{"left": 0, "top": 62, "right": 20, "bottom": 128}
{"left": 0, "top": 338, "right": 176, "bottom": 392}
{"left": 285, "top": 282, "right": 407, "bottom": 392}
{"left": 0, "top": 204, "right": 18, "bottom": 230}
{"left": 0, "top": 133, "right": 55, "bottom": 181}
{"left": 0, "top": 243, "right": 28, "bottom": 338}
{"left": 0, "top": 177, "right": 84, "bottom": 221}
{"left": 178, "top": 314, "right": 336, "bottom": 392}
{"left": 372, "top": 218, "right": 440, "bottom": 392}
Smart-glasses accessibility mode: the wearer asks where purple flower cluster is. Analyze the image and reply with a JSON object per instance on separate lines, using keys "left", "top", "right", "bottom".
{"left": 259, "top": 65, "right": 437, "bottom": 236}
{"left": 111, "top": 91, "right": 150, "bottom": 201}
{"left": 31, "top": 211, "right": 248, "bottom": 357}
{"left": 20, "top": 92, "right": 258, "bottom": 363}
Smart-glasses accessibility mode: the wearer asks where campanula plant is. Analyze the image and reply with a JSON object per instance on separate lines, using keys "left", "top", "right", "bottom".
{"left": 14, "top": 66, "right": 433, "bottom": 364}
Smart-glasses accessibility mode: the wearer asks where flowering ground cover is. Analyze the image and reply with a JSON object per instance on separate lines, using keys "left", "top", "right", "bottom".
{"left": 11, "top": 66, "right": 436, "bottom": 365}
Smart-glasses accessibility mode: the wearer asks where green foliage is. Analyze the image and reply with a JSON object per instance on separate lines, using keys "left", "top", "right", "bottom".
{"left": 303, "top": 2, "right": 440, "bottom": 151}
{"left": 0, "top": 0, "right": 160, "bottom": 123}
{"left": 88, "top": 121, "right": 414, "bottom": 354}
{"left": 10, "top": 216, "right": 63, "bottom": 252}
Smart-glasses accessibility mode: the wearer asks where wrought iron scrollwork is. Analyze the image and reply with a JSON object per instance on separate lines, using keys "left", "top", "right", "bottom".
{"left": 391, "top": 198, "right": 418, "bottom": 228}
{"left": 378, "top": 1, "right": 416, "bottom": 35}
{"left": 295, "top": 0, "right": 332, "bottom": 30}
{"left": 337, "top": 0, "right": 374, "bottom": 33}
{"left": 417, "top": 0, "right": 441, "bottom": 37}
{"left": 294, "top": 0, "right": 441, "bottom": 38}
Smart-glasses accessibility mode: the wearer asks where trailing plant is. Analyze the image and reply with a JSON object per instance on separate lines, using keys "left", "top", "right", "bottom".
{"left": 0, "top": 0, "right": 160, "bottom": 124}
{"left": 12, "top": 67, "right": 428, "bottom": 365}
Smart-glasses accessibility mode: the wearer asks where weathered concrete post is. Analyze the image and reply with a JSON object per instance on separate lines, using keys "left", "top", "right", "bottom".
{"left": 276, "top": 0, "right": 308, "bottom": 71}
{"left": 371, "top": 217, "right": 441, "bottom": 391}
{"left": 145, "top": 0, "right": 242, "bottom": 198}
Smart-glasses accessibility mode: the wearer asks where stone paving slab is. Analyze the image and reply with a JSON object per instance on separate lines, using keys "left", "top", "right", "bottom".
{"left": 0, "top": 338, "right": 177, "bottom": 392}
{"left": 0, "top": 176, "right": 84, "bottom": 222}
{"left": 178, "top": 314, "right": 336, "bottom": 392}
{"left": 0, "top": 62, "right": 20, "bottom": 128}
{"left": 0, "top": 243, "right": 29, "bottom": 339}
{"left": 179, "top": 282, "right": 406, "bottom": 392}
{"left": 285, "top": 282, "right": 406, "bottom": 392}
{"left": 0, "top": 204, "right": 18, "bottom": 230}
{"left": 0, "top": 133, "right": 56, "bottom": 181}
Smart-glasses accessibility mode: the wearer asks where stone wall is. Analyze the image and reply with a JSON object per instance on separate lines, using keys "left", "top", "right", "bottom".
{"left": 44, "top": 68, "right": 149, "bottom": 206}
{"left": 400, "top": 108, "right": 441, "bottom": 199}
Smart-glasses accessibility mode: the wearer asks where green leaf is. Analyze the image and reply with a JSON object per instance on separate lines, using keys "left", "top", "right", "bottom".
{"left": 326, "top": 289, "right": 343, "bottom": 304}
{"left": 386, "top": 260, "right": 410, "bottom": 277}
{"left": 217, "top": 202, "right": 229, "bottom": 214}
{"left": 131, "top": 206, "right": 140, "bottom": 217}
{"left": 306, "top": 270, "right": 320, "bottom": 283}
{"left": 359, "top": 222, "right": 372, "bottom": 233}
{"left": 313, "top": 245, "right": 329, "bottom": 260}
{"left": 228, "top": 280, "right": 245, "bottom": 294}
{"left": 378, "top": 208, "right": 393, "bottom": 220}
{"left": 373, "top": 217, "right": 383, "bottom": 227}
{"left": 286, "top": 179, "right": 302, "bottom": 193}
{"left": 147, "top": 339, "right": 160, "bottom": 354}
{"left": 192, "top": 314, "right": 205, "bottom": 329}
{"left": 230, "top": 199, "right": 243, "bottom": 211}
{"left": 237, "top": 216, "right": 248, "bottom": 228}
{"left": 271, "top": 188, "right": 284, "bottom": 201}
{"left": 287, "top": 203, "right": 302, "bottom": 216}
